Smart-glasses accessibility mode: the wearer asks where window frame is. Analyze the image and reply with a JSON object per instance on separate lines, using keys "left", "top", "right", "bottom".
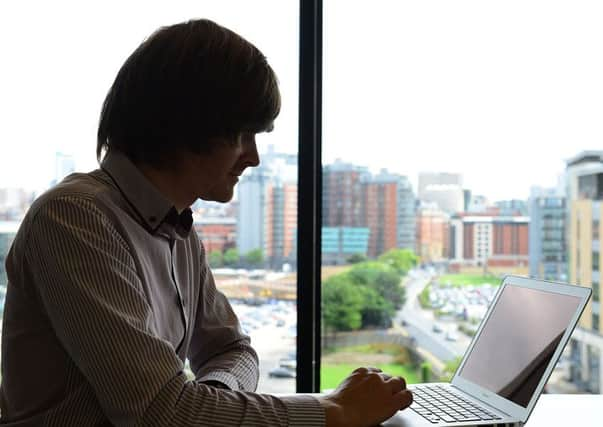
{"left": 297, "top": 0, "right": 323, "bottom": 393}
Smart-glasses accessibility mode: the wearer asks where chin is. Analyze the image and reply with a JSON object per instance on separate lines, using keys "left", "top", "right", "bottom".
{"left": 201, "top": 190, "right": 234, "bottom": 203}
{"left": 214, "top": 195, "right": 233, "bottom": 203}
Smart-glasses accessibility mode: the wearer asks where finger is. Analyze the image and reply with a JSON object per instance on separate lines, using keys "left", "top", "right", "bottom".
{"left": 379, "top": 372, "right": 392, "bottom": 381}
{"left": 352, "top": 367, "right": 369, "bottom": 375}
{"left": 385, "top": 376, "right": 407, "bottom": 394}
{"left": 397, "top": 376, "right": 407, "bottom": 390}
{"left": 352, "top": 366, "right": 382, "bottom": 375}
{"left": 392, "top": 389, "right": 414, "bottom": 410}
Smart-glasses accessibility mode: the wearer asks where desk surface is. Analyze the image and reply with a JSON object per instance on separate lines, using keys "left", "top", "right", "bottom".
{"left": 302, "top": 393, "right": 602, "bottom": 426}
{"left": 525, "top": 394, "right": 602, "bottom": 426}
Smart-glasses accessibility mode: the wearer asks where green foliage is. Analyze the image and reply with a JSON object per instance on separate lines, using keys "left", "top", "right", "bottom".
{"left": 358, "top": 285, "right": 395, "bottom": 328}
{"left": 322, "top": 256, "right": 413, "bottom": 331}
{"left": 419, "top": 284, "right": 432, "bottom": 308}
{"left": 223, "top": 248, "right": 239, "bottom": 266}
{"left": 322, "top": 275, "right": 364, "bottom": 331}
{"left": 348, "top": 262, "right": 405, "bottom": 309}
{"left": 208, "top": 250, "right": 223, "bottom": 268}
{"left": 378, "top": 248, "right": 418, "bottom": 275}
{"left": 441, "top": 357, "right": 463, "bottom": 381}
{"left": 346, "top": 253, "right": 367, "bottom": 264}
{"left": 458, "top": 324, "right": 477, "bottom": 337}
{"left": 420, "top": 362, "right": 431, "bottom": 382}
{"left": 245, "top": 248, "right": 264, "bottom": 266}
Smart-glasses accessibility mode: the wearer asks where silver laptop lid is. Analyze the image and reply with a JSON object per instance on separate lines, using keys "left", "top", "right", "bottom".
{"left": 450, "top": 275, "right": 591, "bottom": 422}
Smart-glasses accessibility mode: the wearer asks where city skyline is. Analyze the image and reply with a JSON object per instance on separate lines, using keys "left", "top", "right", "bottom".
{"left": 2, "top": 1, "right": 603, "bottom": 201}
{"left": 0, "top": 148, "right": 583, "bottom": 214}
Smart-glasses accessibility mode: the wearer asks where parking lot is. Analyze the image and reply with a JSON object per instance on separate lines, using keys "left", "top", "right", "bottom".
{"left": 231, "top": 301, "right": 298, "bottom": 393}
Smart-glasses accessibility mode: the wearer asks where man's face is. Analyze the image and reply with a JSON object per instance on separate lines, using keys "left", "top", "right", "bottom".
{"left": 190, "top": 132, "right": 260, "bottom": 203}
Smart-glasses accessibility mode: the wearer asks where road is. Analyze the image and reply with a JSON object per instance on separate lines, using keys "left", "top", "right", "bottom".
{"left": 395, "top": 270, "right": 471, "bottom": 363}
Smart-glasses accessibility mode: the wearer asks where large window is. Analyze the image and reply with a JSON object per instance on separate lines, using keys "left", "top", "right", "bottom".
{"left": 321, "top": 0, "right": 603, "bottom": 394}
{"left": 0, "top": 0, "right": 299, "bottom": 394}
{"left": 3, "top": 0, "right": 603, "bottom": 399}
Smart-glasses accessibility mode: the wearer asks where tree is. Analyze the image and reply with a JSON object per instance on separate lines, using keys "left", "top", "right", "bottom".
{"left": 208, "top": 250, "right": 223, "bottom": 268}
{"left": 347, "top": 261, "right": 394, "bottom": 286}
{"left": 378, "top": 248, "right": 418, "bottom": 275}
{"left": 322, "top": 275, "right": 364, "bottom": 331}
{"left": 347, "top": 261, "right": 405, "bottom": 309}
{"left": 358, "top": 286, "right": 394, "bottom": 328}
{"left": 223, "top": 248, "right": 239, "bottom": 266}
{"left": 245, "top": 248, "right": 264, "bottom": 267}
{"left": 374, "top": 268, "right": 406, "bottom": 309}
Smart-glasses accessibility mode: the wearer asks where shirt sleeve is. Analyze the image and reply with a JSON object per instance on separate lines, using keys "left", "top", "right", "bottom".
{"left": 25, "top": 195, "right": 325, "bottom": 427}
{"left": 188, "top": 256, "right": 259, "bottom": 393}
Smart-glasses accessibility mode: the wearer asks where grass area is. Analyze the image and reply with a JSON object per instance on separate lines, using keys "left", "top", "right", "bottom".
{"left": 437, "top": 273, "right": 500, "bottom": 287}
{"left": 321, "top": 364, "right": 420, "bottom": 391}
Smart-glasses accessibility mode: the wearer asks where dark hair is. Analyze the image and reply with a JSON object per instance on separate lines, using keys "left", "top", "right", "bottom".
{"left": 97, "top": 19, "right": 281, "bottom": 166}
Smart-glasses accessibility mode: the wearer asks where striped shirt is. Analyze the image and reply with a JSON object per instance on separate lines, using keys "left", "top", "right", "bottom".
{"left": 0, "top": 150, "right": 324, "bottom": 426}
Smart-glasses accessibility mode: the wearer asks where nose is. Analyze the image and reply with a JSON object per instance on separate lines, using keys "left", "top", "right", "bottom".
{"left": 244, "top": 138, "right": 260, "bottom": 168}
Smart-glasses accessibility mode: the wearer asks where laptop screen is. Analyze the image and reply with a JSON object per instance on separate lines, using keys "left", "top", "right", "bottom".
{"left": 457, "top": 283, "right": 581, "bottom": 407}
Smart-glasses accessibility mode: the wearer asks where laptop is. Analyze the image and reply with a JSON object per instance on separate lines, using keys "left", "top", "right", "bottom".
{"left": 383, "top": 275, "right": 591, "bottom": 427}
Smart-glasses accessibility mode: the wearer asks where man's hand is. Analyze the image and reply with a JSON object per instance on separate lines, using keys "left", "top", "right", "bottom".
{"left": 318, "top": 367, "right": 413, "bottom": 427}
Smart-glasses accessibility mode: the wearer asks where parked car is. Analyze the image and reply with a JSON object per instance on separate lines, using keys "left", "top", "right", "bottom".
{"left": 278, "top": 352, "right": 297, "bottom": 370}
{"left": 445, "top": 330, "right": 459, "bottom": 341}
{"left": 268, "top": 366, "right": 296, "bottom": 378}
{"left": 432, "top": 323, "right": 443, "bottom": 333}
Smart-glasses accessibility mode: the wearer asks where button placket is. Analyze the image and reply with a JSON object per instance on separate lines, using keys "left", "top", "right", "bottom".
{"left": 169, "top": 237, "right": 188, "bottom": 353}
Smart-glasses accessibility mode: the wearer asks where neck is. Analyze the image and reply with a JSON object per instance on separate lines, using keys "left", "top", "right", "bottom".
{"left": 136, "top": 164, "right": 194, "bottom": 213}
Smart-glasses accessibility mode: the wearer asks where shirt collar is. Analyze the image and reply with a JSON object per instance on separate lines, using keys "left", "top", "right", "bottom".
{"left": 101, "top": 149, "right": 193, "bottom": 238}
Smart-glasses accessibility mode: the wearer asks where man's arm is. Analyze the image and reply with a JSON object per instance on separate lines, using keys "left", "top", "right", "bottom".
{"left": 187, "top": 258, "right": 259, "bottom": 392}
{"left": 26, "top": 195, "right": 324, "bottom": 427}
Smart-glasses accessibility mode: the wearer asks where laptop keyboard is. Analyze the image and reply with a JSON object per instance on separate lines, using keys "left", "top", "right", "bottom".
{"left": 410, "top": 385, "right": 504, "bottom": 424}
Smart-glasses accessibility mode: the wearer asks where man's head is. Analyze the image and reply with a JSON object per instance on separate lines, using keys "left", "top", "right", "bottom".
{"left": 97, "top": 19, "right": 280, "bottom": 186}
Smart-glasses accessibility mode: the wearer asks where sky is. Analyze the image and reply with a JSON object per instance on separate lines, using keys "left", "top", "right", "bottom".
{"left": 1, "top": 0, "right": 602, "bottom": 201}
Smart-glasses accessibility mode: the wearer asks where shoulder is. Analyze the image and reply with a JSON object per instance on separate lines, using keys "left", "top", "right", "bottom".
{"left": 23, "top": 170, "right": 121, "bottom": 236}
{"left": 27, "top": 170, "right": 114, "bottom": 218}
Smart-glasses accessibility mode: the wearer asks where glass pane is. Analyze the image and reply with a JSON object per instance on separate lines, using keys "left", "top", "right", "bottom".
{"left": 322, "top": 0, "right": 603, "bottom": 395}
{"left": 0, "top": 0, "right": 298, "bottom": 394}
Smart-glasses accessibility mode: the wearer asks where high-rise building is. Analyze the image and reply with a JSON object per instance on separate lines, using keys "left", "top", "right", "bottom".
{"left": 420, "top": 184, "right": 464, "bottom": 215}
{"left": 264, "top": 181, "right": 297, "bottom": 268}
{"left": 362, "top": 170, "right": 415, "bottom": 258}
{"left": 237, "top": 167, "right": 268, "bottom": 256}
{"left": 418, "top": 172, "right": 463, "bottom": 198}
{"left": 416, "top": 202, "right": 449, "bottom": 262}
{"left": 323, "top": 160, "right": 368, "bottom": 227}
{"left": 322, "top": 227, "right": 370, "bottom": 265}
{"left": 528, "top": 187, "right": 567, "bottom": 281}
{"left": 52, "top": 152, "right": 75, "bottom": 186}
{"left": 397, "top": 176, "right": 416, "bottom": 251}
{"left": 566, "top": 151, "right": 603, "bottom": 393}
{"left": 496, "top": 199, "right": 528, "bottom": 216}
{"left": 463, "top": 189, "right": 472, "bottom": 212}
{"left": 418, "top": 172, "right": 464, "bottom": 215}
{"left": 449, "top": 213, "right": 529, "bottom": 270}
{"left": 237, "top": 147, "right": 298, "bottom": 269}
{"left": 467, "top": 194, "right": 491, "bottom": 213}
